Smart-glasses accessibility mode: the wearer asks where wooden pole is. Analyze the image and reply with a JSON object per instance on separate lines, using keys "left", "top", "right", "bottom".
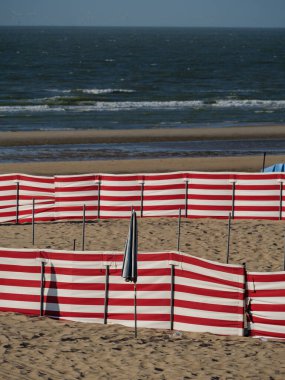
{"left": 134, "top": 283, "right": 137, "bottom": 338}
{"left": 262, "top": 152, "right": 266, "bottom": 172}
{"left": 226, "top": 212, "right": 232, "bottom": 264}
{"left": 231, "top": 181, "right": 236, "bottom": 219}
{"left": 73, "top": 239, "right": 76, "bottom": 251}
{"left": 16, "top": 181, "right": 19, "bottom": 225}
{"left": 104, "top": 265, "right": 110, "bottom": 324}
{"left": 283, "top": 231, "right": 285, "bottom": 271}
{"left": 243, "top": 263, "right": 249, "bottom": 337}
{"left": 82, "top": 204, "right": 86, "bottom": 251}
{"left": 32, "top": 199, "right": 35, "bottom": 246}
{"left": 279, "top": 181, "right": 283, "bottom": 221}
{"left": 177, "top": 208, "right": 182, "bottom": 252}
{"left": 170, "top": 264, "right": 175, "bottom": 330}
{"left": 140, "top": 181, "right": 144, "bottom": 218}
{"left": 97, "top": 180, "right": 101, "bottom": 219}
{"left": 40, "top": 261, "right": 45, "bottom": 317}
{"left": 184, "top": 180, "right": 189, "bottom": 218}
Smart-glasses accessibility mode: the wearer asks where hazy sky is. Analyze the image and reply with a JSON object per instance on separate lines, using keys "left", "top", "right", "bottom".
{"left": 0, "top": 0, "right": 285, "bottom": 28}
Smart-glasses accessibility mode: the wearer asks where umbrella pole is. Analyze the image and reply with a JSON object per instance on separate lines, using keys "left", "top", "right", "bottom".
{"left": 134, "top": 282, "right": 137, "bottom": 338}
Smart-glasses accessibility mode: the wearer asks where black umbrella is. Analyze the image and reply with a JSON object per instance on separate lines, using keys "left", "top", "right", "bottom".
{"left": 121, "top": 209, "right": 138, "bottom": 336}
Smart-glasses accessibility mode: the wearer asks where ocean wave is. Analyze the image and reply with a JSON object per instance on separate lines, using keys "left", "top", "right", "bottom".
{"left": 47, "top": 88, "right": 135, "bottom": 95}
{"left": 213, "top": 99, "right": 285, "bottom": 109}
{"left": 0, "top": 99, "right": 284, "bottom": 113}
{"left": 77, "top": 88, "right": 135, "bottom": 95}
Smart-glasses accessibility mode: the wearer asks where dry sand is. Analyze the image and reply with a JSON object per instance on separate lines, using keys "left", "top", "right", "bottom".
{"left": 1, "top": 125, "right": 285, "bottom": 379}
{"left": 1, "top": 218, "right": 285, "bottom": 379}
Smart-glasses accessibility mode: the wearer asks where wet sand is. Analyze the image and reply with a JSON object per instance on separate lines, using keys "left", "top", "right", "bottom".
{"left": 1, "top": 125, "right": 285, "bottom": 174}
{"left": 1, "top": 124, "right": 285, "bottom": 147}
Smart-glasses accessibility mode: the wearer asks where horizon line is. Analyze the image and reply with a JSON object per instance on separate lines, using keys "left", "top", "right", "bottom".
{"left": 0, "top": 24, "right": 285, "bottom": 30}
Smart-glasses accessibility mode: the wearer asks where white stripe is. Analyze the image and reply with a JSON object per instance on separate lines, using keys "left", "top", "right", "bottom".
{"left": 175, "top": 307, "right": 243, "bottom": 321}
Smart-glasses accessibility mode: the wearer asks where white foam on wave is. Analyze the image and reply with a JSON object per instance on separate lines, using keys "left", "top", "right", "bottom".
{"left": 213, "top": 99, "right": 285, "bottom": 108}
{"left": 1, "top": 99, "right": 284, "bottom": 113}
{"left": 0, "top": 105, "right": 65, "bottom": 113}
{"left": 79, "top": 88, "right": 135, "bottom": 95}
{"left": 47, "top": 88, "right": 135, "bottom": 95}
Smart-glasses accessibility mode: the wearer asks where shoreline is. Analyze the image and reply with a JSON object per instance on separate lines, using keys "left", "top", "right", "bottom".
{"left": 0, "top": 124, "right": 284, "bottom": 175}
{"left": 1, "top": 124, "right": 285, "bottom": 147}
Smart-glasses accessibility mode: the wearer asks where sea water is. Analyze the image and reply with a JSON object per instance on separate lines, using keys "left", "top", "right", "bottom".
{"left": 0, "top": 26, "right": 285, "bottom": 161}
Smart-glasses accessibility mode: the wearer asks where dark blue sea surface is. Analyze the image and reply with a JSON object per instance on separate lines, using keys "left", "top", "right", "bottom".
{"left": 1, "top": 26, "right": 285, "bottom": 132}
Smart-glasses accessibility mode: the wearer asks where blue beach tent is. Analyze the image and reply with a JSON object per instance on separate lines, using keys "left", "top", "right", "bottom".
{"left": 263, "top": 163, "right": 285, "bottom": 172}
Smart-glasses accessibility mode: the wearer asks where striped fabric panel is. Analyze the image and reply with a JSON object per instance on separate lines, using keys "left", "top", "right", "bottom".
{"left": 0, "top": 248, "right": 245, "bottom": 335}
{"left": 247, "top": 272, "right": 285, "bottom": 339}
{"left": 100, "top": 174, "right": 141, "bottom": 218}
{"left": 0, "top": 174, "right": 17, "bottom": 223}
{"left": 187, "top": 173, "right": 233, "bottom": 219}
{"left": 142, "top": 172, "right": 186, "bottom": 217}
{"left": 17, "top": 174, "right": 55, "bottom": 223}
{"left": 170, "top": 252, "right": 245, "bottom": 336}
{"left": 54, "top": 174, "right": 100, "bottom": 221}
{"left": 234, "top": 173, "right": 285, "bottom": 220}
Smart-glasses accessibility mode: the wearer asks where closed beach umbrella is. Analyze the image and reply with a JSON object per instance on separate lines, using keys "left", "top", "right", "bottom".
{"left": 121, "top": 209, "right": 138, "bottom": 337}
{"left": 121, "top": 209, "right": 138, "bottom": 283}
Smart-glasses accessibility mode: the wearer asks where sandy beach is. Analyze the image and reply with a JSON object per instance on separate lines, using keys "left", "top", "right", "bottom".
{"left": 1, "top": 218, "right": 285, "bottom": 379}
{"left": 1, "top": 125, "right": 285, "bottom": 379}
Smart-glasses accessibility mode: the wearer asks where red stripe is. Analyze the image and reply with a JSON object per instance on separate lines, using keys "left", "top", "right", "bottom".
{"left": 251, "top": 304, "right": 285, "bottom": 312}
{"left": 100, "top": 185, "right": 141, "bottom": 191}
{"left": 189, "top": 184, "right": 231, "bottom": 190}
{"left": 55, "top": 175, "right": 97, "bottom": 182}
{"left": 248, "top": 289, "right": 285, "bottom": 297}
{"left": 171, "top": 252, "right": 245, "bottom": 275}
{"left": 101, "top": 175, "right": 140, "bottom": 181}
{"left": 188, "top": 205, "right": 231, "bottom": 211}
{"left": 19, "top": 175, "right": 54, "bottom": 183}
{"left": 250, "top": 329, "right": 285, "bottom": 339}
{"left": 251, "top": 316, "right": 285, "bottom": 326}
{"left": 175, "top": 284, "right": 244, "bottom": 300}
{"left": 176, "top": 268, "right": 244, "bottom": 289}
{"left": 1, "top": 293, "right": 170, "bottom": 307}
{"left": 107, "top": 313, "right": 170, "bottom": 321}
{"left": 175, "top": 314, "right": 243, "bottom": 328}
{"left": 235, "top": 185, "right": 279, "bottom": 190}
{"left": 247, "top": 274, "right": 285, "bottom": 282}
{"left": 0, "top": 278, "right": 171, "bottom": 291}
{"left": 174, "top": 299, "right": 243, "bottom": 314}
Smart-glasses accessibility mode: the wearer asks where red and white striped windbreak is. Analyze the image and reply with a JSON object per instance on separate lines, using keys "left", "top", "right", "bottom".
{"left": 1, "top": 171, "right": 285, "bottom": 222}
{"left": 247, "top": 271, "right": 285, "bottom": 340}
{"left": 0, "top": 248, "right": 245, "bottom": 336}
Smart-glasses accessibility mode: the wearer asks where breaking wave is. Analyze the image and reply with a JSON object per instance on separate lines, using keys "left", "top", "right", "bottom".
{"left": 0, "top": 99, "right": 284, "bottom": 114}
